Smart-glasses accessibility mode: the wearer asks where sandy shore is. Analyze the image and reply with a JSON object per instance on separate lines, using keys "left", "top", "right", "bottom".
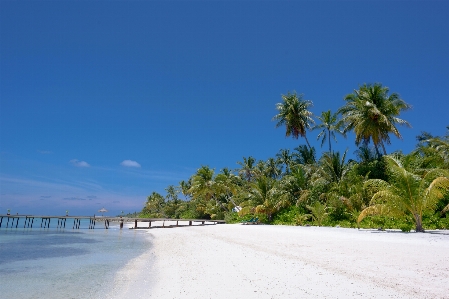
{"left": 106, "top": 224, "right": 449, "bottom": 299}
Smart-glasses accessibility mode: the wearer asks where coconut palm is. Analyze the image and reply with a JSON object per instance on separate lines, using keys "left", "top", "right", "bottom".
{"left": 143, "top": 192, "right": 166, "bottom": 217}
{"left": 338, "top": 83, "right": 411, "bottom": 155}
{"left": 213, "top": 168, "right": 243, "bottom": 209}
{"left": 273, "top": 91, "right": 314, "bottom": 149}
{"left": 315, "top": 150, "right": 352, "bottom": 184}
{"left": 293, "top": 145, "right": 316, "bottom": 165}
{"left": 313, "top": 110, "right": 345, "bottom": 152}
{"left": 265, "top": 157, "right": 282, "bottom": 179}
{"left": 281, "top": 164, "right": 311, "bottom": 204}
{"left": 250, "top": 176, "right": 290, "bottom": 221}
{"left": 188, "top": 166, "right": 225, "bottom": 213}
{"left": 276, "top": 149, "right": 293, "bottom": 175}
{"left": 425, "top": 130, "right": 449, "bottom": 168}
{"left": 179, "top": 179, "right": 192, "bottom": 200}
{"left": 358, "top": 156, "right": 449, "bottom": 232}
{"left": 237, "top": 156, "right": 257, "bottom": 182}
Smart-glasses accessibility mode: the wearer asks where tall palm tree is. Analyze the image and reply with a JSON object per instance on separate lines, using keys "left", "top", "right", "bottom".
{"left": 273, "top": 91, "right": 314, "bottom": 149}
{"left": 338, "top": 83, "right": 411, "bottom": 155}
{"left": 313, "top": 110, "right": 345, "bottom": 152}
{"left": 358, "top": 156, "right": 449, "bottom": 232}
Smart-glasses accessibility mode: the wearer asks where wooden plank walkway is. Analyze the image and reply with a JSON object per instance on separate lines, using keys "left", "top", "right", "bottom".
{"left": 0, "top": 215, "right": 225, "bottom": 230}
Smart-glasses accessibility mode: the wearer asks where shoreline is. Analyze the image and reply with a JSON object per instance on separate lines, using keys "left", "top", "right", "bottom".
{"left": 106, "top": 224, "right": 449, "bottom": 299}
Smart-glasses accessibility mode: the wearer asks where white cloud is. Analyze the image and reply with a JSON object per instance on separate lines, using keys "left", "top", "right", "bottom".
{"left": 70, "top": 159, "right": 90, "bottom": 167}
{"left": 120, "top": 160, "right": 141, "bottom": 168}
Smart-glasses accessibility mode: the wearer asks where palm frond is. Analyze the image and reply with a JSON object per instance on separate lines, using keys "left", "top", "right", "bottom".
{"left": 357, "top": 204, "right": 387, "bottom": 224}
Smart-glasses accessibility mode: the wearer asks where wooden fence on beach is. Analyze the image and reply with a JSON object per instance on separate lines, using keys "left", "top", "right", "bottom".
{"left": 0, "top": 215, "right": 225, "bottom": 230}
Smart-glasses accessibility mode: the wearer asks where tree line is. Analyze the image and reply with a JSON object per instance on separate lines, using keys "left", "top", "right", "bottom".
{"left": 140, "top": 83, "right": 449, "bottom": 232}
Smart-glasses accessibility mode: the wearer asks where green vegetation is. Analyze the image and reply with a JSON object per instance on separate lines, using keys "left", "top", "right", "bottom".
{"left": 140, "top": 84, "right": 449, "bottom": 232}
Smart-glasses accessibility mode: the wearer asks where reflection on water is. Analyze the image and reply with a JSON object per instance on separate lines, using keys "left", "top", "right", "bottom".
{"left": 0, "top": 226, "right": 151, "bottom": 299}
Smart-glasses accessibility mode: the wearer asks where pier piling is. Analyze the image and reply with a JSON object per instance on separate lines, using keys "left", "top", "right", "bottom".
{"left": 1, "top": 215, "right": 225, "bottom": 230}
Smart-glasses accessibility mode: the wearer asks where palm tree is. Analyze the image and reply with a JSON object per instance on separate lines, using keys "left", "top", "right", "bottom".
{"left": 281, "top": 164, "right": 311, "bottom": 204}
{"left": 265, "top": 157, "right": 282, "bottom": 179}
{"left": 237, "top": 156, "right": 257, "bottom": 182}
{"left": 143, "top": 192, "right": 166, "bottom": 218}
{"left": 293, "top": 145, "right": 316, "bottom": 165}
{"left": 276, "top": 149, "right": 293, "bottom": 175}
{"left": 189, "top": 166, "right": 223, "bottom": 213}
{"left": 425, "top": 128, "right": 449, "bottom": 168}
{"left": 179, "top": 179, "right": 192, "bottom": 200}
{"left": 358, "top": 156, "right": 449, "bottom": 232}
{"left": 273, "top": 91, "right": 314, "bottom": 149}
{"left": 306, "top": 201, "right": 329, "bottom": 226}
{"left": 313, "top": 110, "right": 345, "bottom": 152}
{"left": 164, "top": 185, "right": 181, "bottom": 218}
{"left": 213, "top": 168, "right": 243, "bottom": 210}
{"left": 316, "top": 150, "right": 352, "bottom": 184}
{"left": 250, "top": 176, "right": 290, "bottom": 221}
{"left": 338, "top": 83, "right": 411, "bottom": 155}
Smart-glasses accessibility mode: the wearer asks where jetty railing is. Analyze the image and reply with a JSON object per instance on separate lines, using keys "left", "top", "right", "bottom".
{"left": 0, "top": 215, "right": 225, "bottom": 230}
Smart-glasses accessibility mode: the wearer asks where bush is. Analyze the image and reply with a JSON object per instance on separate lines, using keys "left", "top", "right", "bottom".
{"left": 272, "top": 206, "right": 300, "bottom": 225}
{"left": 399, "top": 222, "right": 414, "bottom": 232}
{"left": 224, "top": 211, "right": 240, "bottom": 223}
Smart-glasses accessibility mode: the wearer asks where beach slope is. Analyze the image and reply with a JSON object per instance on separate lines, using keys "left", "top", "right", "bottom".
{"left": 107, "top": 225, "right": 449, "bottom": 299}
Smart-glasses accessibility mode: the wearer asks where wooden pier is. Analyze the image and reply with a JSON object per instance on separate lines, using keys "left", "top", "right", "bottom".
{"left": 0, "top": 215, "right": 225, "bottom": 230}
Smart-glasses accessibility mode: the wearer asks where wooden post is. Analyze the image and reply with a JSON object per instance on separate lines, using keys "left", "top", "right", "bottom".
{"left": 134, "top": 219, "right": 137, "bottom": 229}
{"left": 189, "top": 221, "right": 192, "bottom": 226}
{"left": 149, "top": 221, "right": 152, "bottom": 228}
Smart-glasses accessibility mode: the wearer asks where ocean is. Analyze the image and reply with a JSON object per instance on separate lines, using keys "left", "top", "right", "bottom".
{"left": 0, "top": 218, "right": 151, "bottom": 299}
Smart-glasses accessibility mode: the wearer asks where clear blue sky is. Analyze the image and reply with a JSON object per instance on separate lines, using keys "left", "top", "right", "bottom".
{"left": 1, "top": 1, "right": 448, "bottom": 216}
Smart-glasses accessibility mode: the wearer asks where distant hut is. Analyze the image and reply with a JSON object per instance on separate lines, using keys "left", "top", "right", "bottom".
{"left": 98, "top": 207, "right": 108, "bottom": 216}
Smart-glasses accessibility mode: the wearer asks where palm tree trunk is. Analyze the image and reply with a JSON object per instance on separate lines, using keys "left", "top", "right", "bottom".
{"left": 374, "top": 143, "right": 381, "bottom": 157}
{"left": 304, "top": 134, "right": 312, "bottom": 150}
{"left": 328, "top": 129, "right": 332, "bottom": 152}
{"left": 380, "top": 141, "right": 387, "bottom": 155}
{"left": 414, "top": 213, "right": 424, "bottom": 232}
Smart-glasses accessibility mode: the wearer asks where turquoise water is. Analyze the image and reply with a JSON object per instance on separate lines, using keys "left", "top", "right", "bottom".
{"left": 0, "top": 219, "right": 151, "bottom": 299}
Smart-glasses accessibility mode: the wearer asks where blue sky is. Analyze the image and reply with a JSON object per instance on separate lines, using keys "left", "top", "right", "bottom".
{"left": 1, "top": 1, "right": 448, "bottom": 216}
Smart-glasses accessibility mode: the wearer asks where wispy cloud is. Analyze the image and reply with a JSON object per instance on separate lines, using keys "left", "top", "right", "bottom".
{"left": 70, "top": 159, "right": 90, "bottom": 167}
{"left": 0, "top": 174, "right": 146, "bottom": 215}
{"left": 63, "top": 197, "right": 87, "bottom": 201}
{"left": 38, "top": 150, "right": 53, "bottom": 154}
{"left": 120, "top": 160, "right": 141, "bottom": 168}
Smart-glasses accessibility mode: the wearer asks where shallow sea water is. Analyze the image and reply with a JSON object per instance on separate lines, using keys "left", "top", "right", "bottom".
{"left": 0, "top": 218, "right": 151, "bottom": 299}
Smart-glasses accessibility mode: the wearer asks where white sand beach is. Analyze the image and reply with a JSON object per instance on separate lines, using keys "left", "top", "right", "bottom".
{"left": 106, "top": 224, "right": 449, "bottom": 299}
